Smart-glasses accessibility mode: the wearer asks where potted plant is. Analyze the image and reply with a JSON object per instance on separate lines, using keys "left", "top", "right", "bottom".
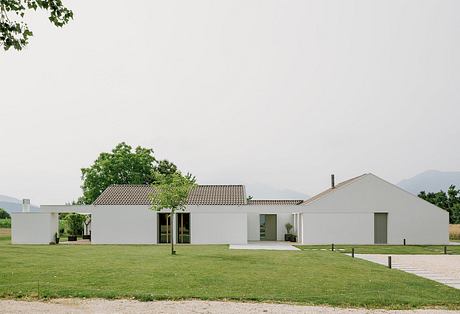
{"left": 55, "top": 232, "right": 60, "bottom": 244}
{"left": 65, "top": 213, "right": 85, "bottom": 242}
{"left": 285, "top": 223, "right": 293, "bottom": 241}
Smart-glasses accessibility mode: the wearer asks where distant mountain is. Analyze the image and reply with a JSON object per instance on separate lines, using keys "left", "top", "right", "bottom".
{"left": 0, "top": 195, "right": 40, "bottom": 214}
{"left": 245, "top": 183, "right": 309, "bottom": 200}
{"left": 397, "top": 170, "right": 460, "bottom": 195}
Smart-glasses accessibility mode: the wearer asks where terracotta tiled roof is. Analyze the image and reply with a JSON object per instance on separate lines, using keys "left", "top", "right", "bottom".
{"left": 93, "top": 184, "right": 247, "bottom": 206}
{"left": 301, "top": 174, "right": 367, "bottom": 205}
{"left": 248, "top": 199, "right": 303, "bottom": 205}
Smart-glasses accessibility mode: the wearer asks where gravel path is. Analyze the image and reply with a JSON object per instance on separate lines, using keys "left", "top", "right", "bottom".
{"left": 354, "top": 254, "right": 460, "bottom": 289}
{"left": 0, "top": 299, "right": 459, "bottom": 314}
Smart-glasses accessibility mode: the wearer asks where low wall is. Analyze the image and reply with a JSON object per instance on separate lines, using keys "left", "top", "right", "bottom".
{"left": 11, "top": 212, "right": 58, "bottom": 244}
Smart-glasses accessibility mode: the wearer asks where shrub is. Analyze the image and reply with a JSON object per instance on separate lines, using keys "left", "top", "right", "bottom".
{"left": 0, "top": 219, "right": 11, "bottom": 228}
{"left": 285, "top": 222, "right": 293, "bottom": 234}
{"left": 64, "top": 213, "right": 85, "bottom": 236}
{"left": 0, "top": 208, "right": 10, "bottom": 219}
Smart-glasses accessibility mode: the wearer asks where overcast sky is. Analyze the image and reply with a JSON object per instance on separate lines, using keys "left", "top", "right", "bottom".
{"left": 1, "top": 0, "right": 459, "bottom": 205}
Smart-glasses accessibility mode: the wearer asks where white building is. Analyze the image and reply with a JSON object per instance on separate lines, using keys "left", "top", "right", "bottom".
{"left": 11, "top": 173, "right": 449, "bottom": 245}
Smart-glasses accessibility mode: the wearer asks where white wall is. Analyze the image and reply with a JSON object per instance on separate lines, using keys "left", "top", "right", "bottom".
{"left": 91, "top": 205, "right": 157, "bottom": 244}
{"left": 191, "top": 212, "right": 247, "bottom": 244}
{"left": 276, "top": 213, "right": 293, "bottom": 241}
{"left": 11, "top": 212, "right": 58, "bottom": 244}
{"left": 247, "top": 213, "right": 260, "bottom": 241}
{"left": 300, "top": 174, "right": 449, "bottom": 244}
{"left": 302, "top": 212, "right": 373, "bottom": 244}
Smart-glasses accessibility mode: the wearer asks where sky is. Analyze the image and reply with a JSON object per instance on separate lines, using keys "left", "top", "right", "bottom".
{"left": 1, "top": 0, "right": 459, "bottom": 205}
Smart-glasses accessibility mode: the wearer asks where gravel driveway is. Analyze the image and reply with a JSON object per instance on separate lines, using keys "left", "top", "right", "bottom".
{"left": 0, "top": 299, "right": 459, "bottom": 314}
{"left": 354, "top": 254, "right": 460, "bottom": 289}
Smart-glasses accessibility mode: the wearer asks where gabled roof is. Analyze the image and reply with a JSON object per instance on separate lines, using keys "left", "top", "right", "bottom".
{"left": 301, "top": 174, "right": 367, "bottom": 205}
{"left": 93, "top": 184, "right": 247, "bottom": 206}
{"left": 248, "top": 199, "right": 303, "bottom": 205}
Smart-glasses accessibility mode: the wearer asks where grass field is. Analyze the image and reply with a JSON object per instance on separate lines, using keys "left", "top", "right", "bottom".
{"left": 1, "top": 232, "right": 460, "bottom": 309}
{"left": 298, "top": 244, "right": 460, "bottom": 255}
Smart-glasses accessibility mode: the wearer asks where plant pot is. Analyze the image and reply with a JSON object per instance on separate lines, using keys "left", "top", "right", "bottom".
{"left": 290, "top": 235, "right": 297, "bottom": 242}
{"left": 284, "top": 234, "right": 292, "bottom": 241}
{"left": 68, "top": 235, "right": 77, "bottom": 241}
{"left": 82, "top": 235, "right": 91, "bottom": 240}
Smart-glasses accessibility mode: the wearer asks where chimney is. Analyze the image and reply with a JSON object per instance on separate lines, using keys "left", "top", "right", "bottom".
{"left": 22, "top": 199, "right": 30, "bottom": 212}
{"left": 331, "top": 174, "right": 335, "bottom": 189}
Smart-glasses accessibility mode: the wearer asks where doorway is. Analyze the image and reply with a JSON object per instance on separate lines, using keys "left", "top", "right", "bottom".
{"left": 374, "top": 213, "right": 388, "bottom": 244}
{"left": 260, "top": 214, "right": 277, "bottom": 241}
{"left": 158, "top": 213, "right": 171, "bottom": 243}
{"left": 177, "top": 213, "right": 190, "bottom": 244}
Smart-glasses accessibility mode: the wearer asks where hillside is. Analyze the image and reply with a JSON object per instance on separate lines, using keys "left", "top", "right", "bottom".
{"left": 0, "top": 195, "right": 40, "bottom": 213}
{"left": 397, "top": 170, "right": 460, "bottom": 195}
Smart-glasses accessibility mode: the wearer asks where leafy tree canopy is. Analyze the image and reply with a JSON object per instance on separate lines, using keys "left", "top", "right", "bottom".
{"left": 64, "top": 213, "right": 85, "bottom": 236}
{"left": 80, "top": 142, "right": 195, "bottom": 205}
{"left": 149, "top": 172, "right": 197, "bottom": 255}
{"left": 419, "top": 185, "right": 460, "bottom": 224}
{"left": 0, "top": 0, "right": 73, "bottom": 51}
{"left": 0, "top": 208, "right": 10, "bottom": 219}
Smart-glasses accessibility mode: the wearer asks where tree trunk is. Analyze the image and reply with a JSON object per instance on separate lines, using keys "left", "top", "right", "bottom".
{"left": 171, "top": 211, "right": 176, "bottom": 255}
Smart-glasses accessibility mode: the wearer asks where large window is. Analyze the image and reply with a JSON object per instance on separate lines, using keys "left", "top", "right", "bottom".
{"left": 177, "top": 213, "right": 190, "bottom": 244}
{"left": 158, "top": 213, "right": 191, "bottom": 244}
{"left": 158, "top": 213, "right": 171, "bottom": 243}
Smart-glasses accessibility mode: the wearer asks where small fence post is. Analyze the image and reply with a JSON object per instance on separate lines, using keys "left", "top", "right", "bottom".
{"left": 352, "top": 247, "right": 355, "bottom": 258}
{"left": 444, "top": 246, "right": 447, "bottom": 255}
{"left": 403, "top": 238, "right": 406, "bottom": 246}
{"left": 388, "top": 256, "right": 392, "bottom": 269}
{"left": 331, "top": 243, "right": 334, "bottom": 251}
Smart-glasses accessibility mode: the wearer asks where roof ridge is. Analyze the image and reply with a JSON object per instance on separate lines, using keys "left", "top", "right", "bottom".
{"left": 109, "top": 184, "right": 245, "bottom": 187}
{"left": 301, "top": 173, "right": 369, "bottom": 205}
{"left": 93, "top": 184, "right": 247, "bottom": 206}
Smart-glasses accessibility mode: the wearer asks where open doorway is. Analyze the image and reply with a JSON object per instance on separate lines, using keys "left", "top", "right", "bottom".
{"left": 57, "top": 213, "right": 91, "bottom": 244}
{"left": 260, "top": 214, "right": 277, "bottom": 241}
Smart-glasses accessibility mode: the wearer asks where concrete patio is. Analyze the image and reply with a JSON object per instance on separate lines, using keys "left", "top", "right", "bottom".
{"left": 229, "top": 241, "right": 300, "bottom": 251}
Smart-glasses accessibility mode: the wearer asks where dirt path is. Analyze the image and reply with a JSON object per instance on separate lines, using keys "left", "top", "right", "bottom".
{"left": 0, "top": 299, "right": 459, "bottom": 314}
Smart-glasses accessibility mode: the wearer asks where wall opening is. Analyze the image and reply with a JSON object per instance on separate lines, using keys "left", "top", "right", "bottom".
{"left": 260, "top": 214, "right": 277, "bottom": 241}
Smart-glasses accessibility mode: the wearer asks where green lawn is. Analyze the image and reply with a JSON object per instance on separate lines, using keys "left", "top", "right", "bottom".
{"left": 1, "top": 233, "right": 460, "bottom": 309}
{"left": 298, "top": 244, "right": 460, "bottom": 255}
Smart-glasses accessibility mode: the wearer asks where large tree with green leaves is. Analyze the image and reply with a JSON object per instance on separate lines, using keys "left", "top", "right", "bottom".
{"left": 0, "top": 208, "right": 10, "bottom": 219}
{"left": 419, "top": 185, "right": 460, "bottom": 224}
{"left": 80, "top": 142, "right": 194, "bottom": 205}
{"left": 149, "top": 172, "right": 196, "bottom": 255}
{"left": 0, "top": 0, "right": 72, "bottom": 51}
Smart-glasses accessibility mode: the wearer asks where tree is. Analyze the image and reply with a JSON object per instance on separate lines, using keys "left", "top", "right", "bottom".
{"left": 149, "top": 172, "right": 196, "bottom": 255}
{"left": 419, "top": 185, "right": 460, "bottom": 224}
{"left": 0, "top": 208, "right": 10, "bottom": 219}
{"left": 80, "top": 143, "right": 156, "bottom": 204}
{"left": 64, "top": 213, "right": 85, "bottom": 236}
{"left": 80, "top": 142, "right": 193, "bottom": 204}
{"left": 1, "top": 0, "right": 73, "bottom": 51}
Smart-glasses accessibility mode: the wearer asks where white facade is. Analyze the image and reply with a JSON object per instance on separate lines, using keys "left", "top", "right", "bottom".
{"left": 299, "top": 174, "right": 449, "bottom": 245}
{"left": 10, "top": 173, "right": 449, "bottom": 245}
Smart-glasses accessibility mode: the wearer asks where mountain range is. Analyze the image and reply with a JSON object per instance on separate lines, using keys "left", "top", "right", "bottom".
{"left": 1, "top": 170, "right": 459, "bottom": 211}
{"left": 0, "top": 195, "right": 40, "bottom": 214}
{"left": 397, "top": 170, "right": 460, "bottom": 195}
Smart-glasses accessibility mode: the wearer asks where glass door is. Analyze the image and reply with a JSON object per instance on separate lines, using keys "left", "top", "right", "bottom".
{"left": 158, "top": 213, "right": 171, "bottom": 243}
{"left": 177, "top": 213, "right": 190, "bottom": 244}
